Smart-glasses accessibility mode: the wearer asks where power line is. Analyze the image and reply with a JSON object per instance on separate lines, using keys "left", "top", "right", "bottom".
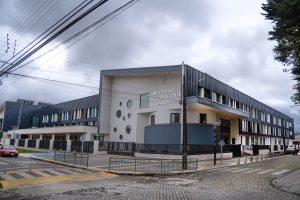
{"left": 11, "top": 0, "right": 140, "bottom": 74}
{"left": 0, "top": 0, "right": 96, "bottom": 72}
{"left": 7, "top": 72, "right": 98, "bottom": 89}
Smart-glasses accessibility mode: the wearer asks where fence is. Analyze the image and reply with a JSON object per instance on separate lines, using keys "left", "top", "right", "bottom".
{"left": 18, "top": 139, "right": 25, "bottom": 147}
{"left": 53, "top": 140, "right": 67, "bottom": 151}
{"left": 100, "top": 142, "right": 241, "bottom": 157}
{"left": 39, "top": 140, "right": 50, "bottom": 149}
{"left": 108, "top": 157, "right": 198, "bottom": 173}
{"left": 27, "top": 140, "right": 36, "bottom": 148}
{"left": 54, "top": 151, "right": 89, "bottom": 167}
{"left": 10, "top": 139, "right": 15, "bottom": 146}
{"left": 99, "top": 142, "right": 135, "bottom": 156}
{"left": 71, "top": 141, "right": 94, "bottom": 154}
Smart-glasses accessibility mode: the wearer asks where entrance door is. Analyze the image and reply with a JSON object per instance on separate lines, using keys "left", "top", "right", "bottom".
{"left": 220, "top": 119, "right": 230, "bottom": 144}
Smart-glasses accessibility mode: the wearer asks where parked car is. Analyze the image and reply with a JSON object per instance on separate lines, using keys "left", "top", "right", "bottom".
{"left": 286, "top": 145, "right": 299, "bottom": 155}
{"left": 0, "top": 145, "right": 19, "bottom": 157}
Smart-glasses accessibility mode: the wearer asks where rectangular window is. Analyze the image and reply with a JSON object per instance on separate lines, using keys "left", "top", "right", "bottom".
{"left": 204, "top": 88, "right": 211, "bottom": 99}
{"left": 198, "top": 87, "right": 204, "bottom": 98}
{"left": 251, "top": 137, "right": 254, "bottom": 145}
{"left": 199, "top": 113, "right": 207, "bottom": 124}
{"left": 211, "top": 92, "right": 217, "bottom": 102}
{"left": 236, "top": 101, "right": 240, "bottom": 109}
{"left": 140, "top": 93, "right": 150, "bottom": 108}
{"left": 150, "top": 115, "right": 155, "bottom": 125}
{"left": 170, "top": 113, "right": 180, "bottom": 123}
{"left": 246, "top": 136, "right": 249, "bottom": 145}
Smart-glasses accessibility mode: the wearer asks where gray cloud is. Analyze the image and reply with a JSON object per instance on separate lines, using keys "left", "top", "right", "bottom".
{"left": 0, "top": 0, "right": 299, "bottom": 131}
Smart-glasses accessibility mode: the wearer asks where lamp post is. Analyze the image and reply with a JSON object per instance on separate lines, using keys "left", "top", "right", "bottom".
{"left": 181, "top": 62, "right": 188, "bottom": 170}
{"left": 213, "top": 121, "right": 221, "bottom": 165}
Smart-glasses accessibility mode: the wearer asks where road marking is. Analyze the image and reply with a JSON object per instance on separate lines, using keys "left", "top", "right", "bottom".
{"left": 56, "top": 169, "right": 77, "bottom": 174}
{"left": 220, "top": 167, "right": 240, "bottom": 171}
{"left": 0, "top": 161, "right": 8, "bottom": 165}
{"left": 0, "top": 158, "right": 28, "bottom": 167}
{"left": 14, "top": 171, "right": 35, "bottom": 179}
{"left": 31, "top": 170, "right": 51, "bottom": 177}
{"left": 231, "top": 168, "right": 250, "bottom": 172}
{"left": 16, "top": 161, "right": 39, "bottom": 165}
{"left": 0, "top": 172, "right": 117, "bottom": 189}
{"left": 0, "top": 174, "right": 16, "bottom": 180}
{"left": 46, "top": 170, "right": 65, "bottom": 176}
{"left": 272, "top": 170, "right": 290, "bottom": 176}
{"left": 244, "top": 169, "right": 261, "bottom": 174}
{"left": 257, "top": 169, "right": 274, "bottom": 174}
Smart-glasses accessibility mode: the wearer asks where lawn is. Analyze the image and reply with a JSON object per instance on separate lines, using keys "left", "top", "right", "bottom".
{"left": 17, "top": 148, "right": 47, "bottom": 153}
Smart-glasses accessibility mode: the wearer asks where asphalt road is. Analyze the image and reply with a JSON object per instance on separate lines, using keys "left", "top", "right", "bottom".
{"left": 1, "top": 155, "right": 299, "bottom": 200}
{"left": 0, "top": 156, "right": 59, "bottom": 173}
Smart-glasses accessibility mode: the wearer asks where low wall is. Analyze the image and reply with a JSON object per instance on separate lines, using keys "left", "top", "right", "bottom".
{"left": 135, "top": 152, "right": 232, "bottom": 160}
{"left": 259, "top": 149, "right": 269, "bottom": 155}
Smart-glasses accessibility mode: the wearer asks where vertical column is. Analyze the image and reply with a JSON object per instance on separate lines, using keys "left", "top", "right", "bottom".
{"left": 93, "top": 140, "right": 99, "bottom": 154}
{"left": 36, "top": 139, "right": 40, "bottom": 149}
{"left": 66, "top": 133, "right": 70, "bottom": 141}
{"left": 49, "top": 134, "right": 55, "bottom": 151}
{"left": 66, "top": 140, "right": 72, "bottom": 152}
{"left": 84, "top": 133, "right": 91, "bottom": 141}
{"left": 24, "top": 139, "right": 28, "bottom": 148}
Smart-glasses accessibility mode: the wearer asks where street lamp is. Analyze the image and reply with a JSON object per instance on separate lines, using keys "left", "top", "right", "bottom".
{"left": 213, "top": 121, "right": 221, "bottom": 165}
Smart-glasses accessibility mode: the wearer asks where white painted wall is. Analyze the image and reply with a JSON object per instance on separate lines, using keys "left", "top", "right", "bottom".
{"left": 230, "top": 119, "right": 240, "bottom": 144}
{"left": 100, "top": 73, "right": 181, "bottom": 143}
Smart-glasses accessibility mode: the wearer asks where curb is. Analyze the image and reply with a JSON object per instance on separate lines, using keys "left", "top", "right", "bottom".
{"left": 28, "top": 156, "right": 89, "bottom": 170}
{"left": 270, "top": 168, "right": 300, "bottom": 197}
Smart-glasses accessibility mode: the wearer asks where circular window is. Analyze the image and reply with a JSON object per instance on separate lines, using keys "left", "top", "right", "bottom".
{"left": 128, "top": 113, "right": 131, "bottom": 119}
{"left": 126, "top": 125, "right": 131, "bottom": 134}
{"left": 113, "top": 127, "right": 117, "bottom": 132}
{"left": 127, "top": 100, "right": 133, "bottom": 108}
{"left": 119, "top": 102, "right": 122, "bottom": 106}
{"left": 119, "top": 135, "right": 123, "bottom": 140}
{"left": 116, "top": 110, "right": 121, "bottom": 118}
{"left": 123, "top": 116, "right": 126, "bottom": 121}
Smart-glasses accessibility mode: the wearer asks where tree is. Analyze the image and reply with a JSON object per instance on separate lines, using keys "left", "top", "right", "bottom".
{"left": 261, "top": 0, "right": 300, "bottom": 103}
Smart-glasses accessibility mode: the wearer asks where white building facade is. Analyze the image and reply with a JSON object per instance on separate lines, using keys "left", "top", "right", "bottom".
{"left": 99, "top": 65, "right": 295, "bottom": 154}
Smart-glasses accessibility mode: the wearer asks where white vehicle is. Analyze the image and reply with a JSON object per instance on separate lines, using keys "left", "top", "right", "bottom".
{"left": 286, "top": 145, "right": 299, "bottom": 155}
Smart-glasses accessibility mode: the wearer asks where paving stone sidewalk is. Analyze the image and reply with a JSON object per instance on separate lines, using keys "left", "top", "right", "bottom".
{"left": 273, "top": 168, "right": 300, "bottom": 196}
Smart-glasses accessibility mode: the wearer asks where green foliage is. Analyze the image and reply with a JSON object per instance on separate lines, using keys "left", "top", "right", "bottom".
{"left": 261, "top": 0, "right": 300, "bottom": 103}
{"left": 17, "top": 148, "right": 46, "bottom": 153}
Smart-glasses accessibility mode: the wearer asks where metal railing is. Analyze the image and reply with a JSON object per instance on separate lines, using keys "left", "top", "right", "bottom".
{"left": 18, "top": 139, "right": 25, "bottom": 147}
{"left": 53, "top": 140, "right": 67, "bottom": 151}
{"left": 108, "top": 157, "right": 198, "bottom": 173}
{"left": 71, "top": 141, "right": 94, "bottom": 154}
{"left": 10, "top": 139, "right": 15, "bottom": 146}
{"left": 27, "top": 140, "right": 36, "bottom": 148}
{"left": 39, "top": 140, "right": 50, "bottom": 149}
{"left": 54, "top": 151, "right": 89, "bottom": 167}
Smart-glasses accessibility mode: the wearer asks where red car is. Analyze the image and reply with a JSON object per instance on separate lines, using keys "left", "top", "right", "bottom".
{"left": 0, "top": 145, "right": 19, "bottom": 157}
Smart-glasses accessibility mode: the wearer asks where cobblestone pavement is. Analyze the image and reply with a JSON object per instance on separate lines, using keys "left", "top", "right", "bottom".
{"left": 1, "top": 155, "right": 300, "bottom": 200}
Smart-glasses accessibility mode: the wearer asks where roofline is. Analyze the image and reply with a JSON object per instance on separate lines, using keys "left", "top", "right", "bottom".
{"left": 188, "top": 65, "right": 294, "bottom": 121}
{"left": 100, "top": 64, "right": 183, "bottom": 76}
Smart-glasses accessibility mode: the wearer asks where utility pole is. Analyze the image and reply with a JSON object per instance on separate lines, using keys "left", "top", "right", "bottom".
{"left": 182, "top": 62, "right": 188, "bottom": 170}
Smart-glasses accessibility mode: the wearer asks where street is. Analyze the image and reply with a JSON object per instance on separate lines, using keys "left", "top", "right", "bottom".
{"left": 0, "top": 155, "right": 299, "bottom": 200}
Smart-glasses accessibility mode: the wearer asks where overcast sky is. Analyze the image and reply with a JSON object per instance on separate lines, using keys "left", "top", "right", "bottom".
{"left": 0, "top": 0, "right": 299, "bottom": 131}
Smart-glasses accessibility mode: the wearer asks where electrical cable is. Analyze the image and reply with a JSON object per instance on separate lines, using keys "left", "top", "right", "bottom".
{"left": 0, "top": 0, "right": 95, "bottom": 72}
